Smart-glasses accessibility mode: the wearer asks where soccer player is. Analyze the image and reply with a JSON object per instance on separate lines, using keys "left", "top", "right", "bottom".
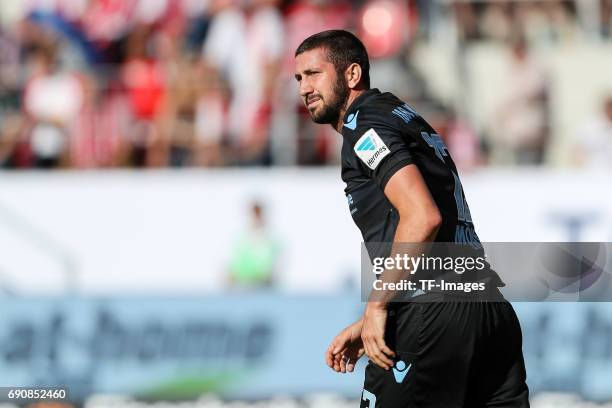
{"left": 294, "top": 30, "right": 530, "bottom": 408}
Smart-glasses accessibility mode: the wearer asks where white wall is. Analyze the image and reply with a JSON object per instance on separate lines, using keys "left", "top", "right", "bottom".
{"left": 0, "top": 168, "right": 610, "bottom": 295}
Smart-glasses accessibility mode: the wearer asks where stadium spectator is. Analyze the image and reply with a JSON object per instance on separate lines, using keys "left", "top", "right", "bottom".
{"left": 440, "top": 106, "right": 484, "bottom": 170}
{"left": 0, "top": 25, "right": 21, "bottom": 167}
{"left": 121, "top": 25, "right": 168, "bottom": 167}
{"left": 69, "top": 74, "right": 128, "bottom": 168}
{"left": 0, "top": 26, "right": 20, "bottom": 109}
{"left": 158, "top": 37, "right": 198, "bottom": 167}
{"left": 453, "top": 1, "right": 479, "bottom": 42}
{"left": 0, "top": 0, "right": 609, "bottom": 169}
{"left": 489, "top": 36, "right": 549, "bottom": 165}
{"left": 193, "top": 63, "right": 227, "bottom": 167}
{"left": 0, "top": 112, "right": 22, "bottom": 168}
{"left": 480, "top": 2, "right": 514, "bottom": 42}
{"left": 23, "top": 43, "right": 85, "bottom": 168}
{"left": 202, "top": 0, "right": 284, "bottom": 165}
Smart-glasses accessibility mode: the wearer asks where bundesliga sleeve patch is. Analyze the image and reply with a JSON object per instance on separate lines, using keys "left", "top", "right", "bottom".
{"left": 353, "top": 128, "right": 391, "bottom": 170}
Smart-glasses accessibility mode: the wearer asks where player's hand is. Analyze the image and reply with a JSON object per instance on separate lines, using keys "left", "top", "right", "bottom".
{"left": 361, "top": 304, "right": 395, "bottom": 370}
{"left": 325, "top": 319, "right": 365, "bottom": 373}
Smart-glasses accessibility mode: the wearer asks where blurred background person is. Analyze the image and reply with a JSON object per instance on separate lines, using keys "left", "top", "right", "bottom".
{"left": 0, "top": 22, "right": 21, "bottom": 167}
{"left": 227, "top": 201, "right": 281, "bottom": 288}
{"left": 23, "top": 43, "right": 85, "bottom": 168}
{"left": 121, "top": 25, "right": 168, "bottom": 167}
{"left": 159, "top": 41, "right": 199, "bottom": 167}
{"left": 489, "top": 36, "right": 549, "bottom": 165}
{"left": 0, "top": 113, "right": 22, "bottom": 168}
{"left": 202, "top": 0, "right": 284, "bottom": 166}
{"left": 0, "top": 0, "right": 604, "bottom": 170}
{"left": 68, "top": 71, "right": 128, "bottom": 169}
{"left": 193, "top": 63, "right": 227, "bottom": 167}
{"left": 437, "top": 105, "right": 484, "bottom": 171}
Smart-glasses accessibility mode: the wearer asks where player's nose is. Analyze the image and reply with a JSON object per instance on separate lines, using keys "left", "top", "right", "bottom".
{"left": 299, "top": 81, "right": 314, "bottom": 99}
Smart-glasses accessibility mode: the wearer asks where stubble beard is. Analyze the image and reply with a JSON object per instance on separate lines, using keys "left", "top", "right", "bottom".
{"left": 309, "top": 74, "right": 350, "bottom": 126}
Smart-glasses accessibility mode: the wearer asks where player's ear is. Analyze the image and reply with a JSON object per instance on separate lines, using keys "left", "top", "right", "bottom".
{"left": 345, "top": 63, "right": 362, "bottom": 90}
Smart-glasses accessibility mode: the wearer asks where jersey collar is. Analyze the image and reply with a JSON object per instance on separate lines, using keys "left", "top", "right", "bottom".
{"left": 342, "top": 88, "right": 381, "bottom": 126}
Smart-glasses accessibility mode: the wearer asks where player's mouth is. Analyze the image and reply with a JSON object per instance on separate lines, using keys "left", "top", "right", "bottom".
{"left": 306, "top": 96, "right": 322, "bottom": 108}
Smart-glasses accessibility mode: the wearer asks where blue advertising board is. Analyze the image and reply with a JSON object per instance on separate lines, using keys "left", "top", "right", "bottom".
{"left": 0, "top": 296, "right": 610, "bottom": 401}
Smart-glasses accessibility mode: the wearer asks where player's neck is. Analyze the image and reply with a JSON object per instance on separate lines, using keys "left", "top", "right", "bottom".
{"left": 334, "top": 89, "right": 366, "bottom": 133}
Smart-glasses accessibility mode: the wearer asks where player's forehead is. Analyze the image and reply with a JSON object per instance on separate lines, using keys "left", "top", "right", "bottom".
{"left": 295, "top": 47, "right": 333, "bottom": 73}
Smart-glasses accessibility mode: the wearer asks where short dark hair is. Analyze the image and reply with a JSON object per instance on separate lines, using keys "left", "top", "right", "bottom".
{"left": 295, "top": 30, "right": 370, "bottom": 89}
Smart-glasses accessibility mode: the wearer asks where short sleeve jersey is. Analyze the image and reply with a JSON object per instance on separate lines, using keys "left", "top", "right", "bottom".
{"left": 341, "top": 89, "right": 503, "bottom": 287}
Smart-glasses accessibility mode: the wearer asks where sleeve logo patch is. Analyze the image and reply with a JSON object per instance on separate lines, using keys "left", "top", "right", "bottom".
{"left": 354, "top": 128, "right": 390, "bottom": 170}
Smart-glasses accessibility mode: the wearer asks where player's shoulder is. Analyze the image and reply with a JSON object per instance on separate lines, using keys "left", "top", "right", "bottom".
{"left": 341, "top": 90, "right": 422, "bottom": 137}
{"left": 354, "top": 92, "right": 400, "bottom": 123}
{"left": 340, "top": 93, "right": 389, "bottom": 142}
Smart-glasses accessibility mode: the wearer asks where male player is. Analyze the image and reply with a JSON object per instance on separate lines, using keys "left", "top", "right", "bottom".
{"left": 294, "top": 30, "right": 529, "bottom": 407}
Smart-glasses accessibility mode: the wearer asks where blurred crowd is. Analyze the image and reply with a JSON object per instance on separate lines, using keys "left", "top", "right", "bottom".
{"left": 0, "top": 0, "right": 611, "bottom": 170}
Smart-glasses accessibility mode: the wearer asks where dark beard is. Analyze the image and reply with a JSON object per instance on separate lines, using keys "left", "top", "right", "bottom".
{"left": 310, "top": 74, "right": 350, "bottom": 125}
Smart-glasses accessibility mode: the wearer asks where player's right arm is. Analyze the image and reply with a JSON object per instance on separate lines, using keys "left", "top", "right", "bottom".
{"left": 360, "top": 164, "right": 441, "bottom": 370}
{"left": 325, "top": 318, "right": 365, "bottom": 373}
